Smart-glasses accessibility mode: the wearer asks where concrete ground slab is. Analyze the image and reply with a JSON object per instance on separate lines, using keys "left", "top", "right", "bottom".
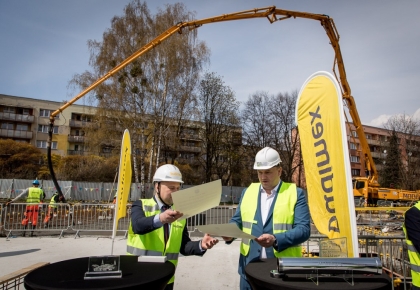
{"left": 1, "top": 234, "right": 240, "bottom": 289}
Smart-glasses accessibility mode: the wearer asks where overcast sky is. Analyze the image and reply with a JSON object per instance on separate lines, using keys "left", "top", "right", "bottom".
{"left": 1, "top": 0, "right": 419, "bottom": 127}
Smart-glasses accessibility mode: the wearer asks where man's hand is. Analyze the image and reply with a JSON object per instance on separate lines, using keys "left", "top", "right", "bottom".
{"left": 255, "top": 234, "right": 276, "bottom": 248}
{"left": 201, "top": 233, "right": 219, "bottom": 250}
{"left": 159, "top": 209, "right": 183, "bottom": 224}
{"left": 4, "top": 202, "right": 10, "bottom": 207}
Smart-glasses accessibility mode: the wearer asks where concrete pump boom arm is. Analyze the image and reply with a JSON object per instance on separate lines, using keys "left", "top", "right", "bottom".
{"left": 48, "top": 6, "right": 379, "bottom": 196}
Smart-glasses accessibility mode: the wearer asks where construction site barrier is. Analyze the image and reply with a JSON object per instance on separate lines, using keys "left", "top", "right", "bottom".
{"left": 0, "top": 202, "right": 415, "bottom": 290}
{"left": 1, "top": 203, "right": 238, "bottom": 239}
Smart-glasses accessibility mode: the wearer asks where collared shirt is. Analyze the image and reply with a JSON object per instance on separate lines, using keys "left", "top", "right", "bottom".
{"left": 260, "top": 182, "right": 281, "bottom": 259}
{"left": 152, "top": 195, "right": 169, "bottom": 229}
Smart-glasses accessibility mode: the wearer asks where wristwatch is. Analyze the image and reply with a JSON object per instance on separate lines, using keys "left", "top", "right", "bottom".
{"left": 273, "top": 238, "right": 278, "bottom": 248}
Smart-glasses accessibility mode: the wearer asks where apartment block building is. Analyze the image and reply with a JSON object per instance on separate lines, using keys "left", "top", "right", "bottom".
{"left": 347, "top": 123, "right": 419, "bottom": 179}
{"left": 0, "top": 94, "right": 96, "bottom": 156}
{"left": 0, "top": 93, "right": 242, "bottom": 161}
{"left": 291, "top": 121, "right": 420, "bottom": 190}
{"left": 1, "top": 94, "right": 244, "bottom": 185}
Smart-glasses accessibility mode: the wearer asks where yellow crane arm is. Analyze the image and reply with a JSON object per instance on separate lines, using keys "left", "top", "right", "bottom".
{"left": 50, "top": 6, "right": 335, "bottom": 120}
{"left": 49, "top": 5, "right": 379, "bottom": 188}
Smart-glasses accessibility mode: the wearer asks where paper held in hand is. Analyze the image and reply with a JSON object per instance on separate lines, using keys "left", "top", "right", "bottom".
{"left": 171, "top": 179, "right": 222, "bottom": 221}
{"left": 197, "top": 223, "right": 257, "bottom": 240}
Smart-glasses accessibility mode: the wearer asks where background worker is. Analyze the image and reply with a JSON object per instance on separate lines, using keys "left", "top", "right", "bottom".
{"left": 6, "top": 179, "right": 45, "bottom": 237}
{"left": 403, "top": 201, "right": 420, "bottom": 290}
{"left": 223, "top": 147, "right": 311, "bottom": 290}
{"left": 127, "top": 164, "right": 218, "bottom": 290}
{"left": 43, "top": 192, "right": 66, "bottom": 228}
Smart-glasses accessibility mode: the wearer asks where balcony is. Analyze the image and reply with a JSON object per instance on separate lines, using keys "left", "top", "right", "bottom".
{"left": 0, "top": 112, "right": 34, "bottom": 123}
{"left": 68, "top": 135, "right": 86, "bottom": 143}
{"left": 179, "top": 133, "right": 200, "bottom": 141}
{"left": 366, "top": 139, "right": 381, "bottom": 146}
{"left": 370, "top": 151, "right": 383, "bottom": 158}
{"left": 69, "top": 119, "right": 97, "bottom": 128}
{"left": 0, "top": 129, "right": 32, "bottom": 139}
{"left": 67, "top": 150, "right": 91, "bottom": 156}
{"left": 180, "top": 145, "right": 201, "bottom": 152}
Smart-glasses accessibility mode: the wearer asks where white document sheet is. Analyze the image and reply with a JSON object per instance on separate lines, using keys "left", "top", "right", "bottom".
{"left": 197, "top": 223, "right": 257, "bottom": 240}
{"left": 171, "top": 179, "right": 221, "bottom": 221}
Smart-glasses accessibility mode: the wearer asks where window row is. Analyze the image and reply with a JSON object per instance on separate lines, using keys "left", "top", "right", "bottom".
{"left": 2, "top": 106, "right": 31, "bottom": 115}
{"left": 39, "top": 109, "right": 59, "bottom": 119}
{"left": 38, "top": 125, "right": 58, "bottom": 134}
{"left": 36, "top": 140, "right": 57, "bottom": 149}
{"left": 350, "top": 155, "right": 360, "bottom": 163}
{"left": 1, "top": 122, "right": 29, "bottom": 131}
{"left": 0, "top": 123, "right": 59, "bottom": 134}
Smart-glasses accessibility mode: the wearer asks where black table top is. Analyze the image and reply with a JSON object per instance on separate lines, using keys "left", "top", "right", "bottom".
{"left": 24, "top": 255, "right": 175, "bottom": 290}
{"left": 245, "top": 258, "right": 392, "bottom": 290}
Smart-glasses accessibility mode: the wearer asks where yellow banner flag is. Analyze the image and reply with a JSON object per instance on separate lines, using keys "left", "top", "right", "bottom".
{"left": 296, "top": 71, "right": 358, "bottom": 257}
{"left": 112, "top": 129, "right": 132, "bottom": 236}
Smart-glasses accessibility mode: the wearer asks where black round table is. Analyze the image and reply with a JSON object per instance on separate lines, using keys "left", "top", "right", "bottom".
{"left": 245, "top": 258, "right": 392, "bottom": 290}
{"left": 24, "top": 255, "right": 175, "bottom": 290}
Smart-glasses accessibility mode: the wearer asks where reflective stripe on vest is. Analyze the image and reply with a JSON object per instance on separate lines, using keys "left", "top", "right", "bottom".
{"left": 126, "top": 198, "right": 186, "bottom": 285}
{"left": 240, "top": 182, "right": 301, "bottom": 258}
{"left": 403, "top": 201, "right": 420, "bottom": 288}
{"left": 26, "top": 187, "right": 43, "bottom": 204}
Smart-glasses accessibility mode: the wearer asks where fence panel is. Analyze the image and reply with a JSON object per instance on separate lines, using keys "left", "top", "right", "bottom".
{"left": 41, "top": 180, "right": 72, "bottom": 199}
{"left": 102, "top": 182, "right": 117, "bottom": 202}
{"left": 231, "top": 186, "right": 245, "bottom": 204}
{"left": 10, "top": 180, "right": 32, "bottom": 199}
{"left": 1, "top": 178, "right": 247, "bottom": 203}
{"left": 2, "top": 203, "right": 71, "bottom": 237}
{"left": 70, "top": 203, "right": 131, "bottom": 233}
{"left": 0, "top": 179, "right": 13, "bottom": 199}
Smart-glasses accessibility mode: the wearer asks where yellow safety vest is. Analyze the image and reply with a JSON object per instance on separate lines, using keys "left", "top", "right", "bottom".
{"left": 240, "top": 182, "right": 302, "bottom": 258}
{"left": 126, "top": 198, "right": 186, "bottom": 285}
{"left": 49, "top": 194, "right": 58, "bottom": 208}
{"left": 403, "top": 202, "right": 420, "bottom": 289}
{"left": 26, "top": 187, "right": 43, "bottom": 204}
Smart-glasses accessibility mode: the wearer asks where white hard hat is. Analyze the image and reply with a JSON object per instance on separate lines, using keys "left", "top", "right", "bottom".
{"left": 253, "top": 147, "right": 281, "bottom": 170}
{"left": 153, "top": 164, "right": 184, "bottom": 184}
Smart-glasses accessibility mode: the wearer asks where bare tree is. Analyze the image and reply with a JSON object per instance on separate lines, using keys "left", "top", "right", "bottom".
{"left": 197, "top": 72, "right": 240, "bottom": 184}
{"left": 241, "top": 91, "right": 275, "bottom": 151}
{"left": 383, "top": 114, "right": 420, "bottom": 190}
{"left": 241, "top": 90, "right": 301, "bottom": 183}
{"left": 269, "top": 90, "right": 301, "bottom": 182}
{"left": 69, "top": 1, "right": 209, "bottom": 195}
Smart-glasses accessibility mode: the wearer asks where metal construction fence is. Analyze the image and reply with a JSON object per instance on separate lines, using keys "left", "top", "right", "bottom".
{"left": 0, "top": 179, "right": 246, "bottom": 203}
{"left": 0, "top": 203, "right": 237, "bottom": 239}
{"left": 0, "top": 202, "right": 415, "bottom": 289}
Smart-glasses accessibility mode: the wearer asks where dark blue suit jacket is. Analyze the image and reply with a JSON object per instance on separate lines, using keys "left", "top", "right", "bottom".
{"left": 230, "top": 181, "right": 310, "bottom": 279}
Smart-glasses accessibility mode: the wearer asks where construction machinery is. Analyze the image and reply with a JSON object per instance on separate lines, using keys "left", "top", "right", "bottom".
{"left": 45, "top": 6, "right": 418, "bottom": 206}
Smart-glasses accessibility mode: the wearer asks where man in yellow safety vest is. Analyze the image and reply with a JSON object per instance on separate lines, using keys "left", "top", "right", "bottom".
{"left": 6, "top": 179, "right": 45, "bottom": 237}
{"left": 127, "top": 164, "right": 219, "bottom": 289}
{"left": 403, "top": 201, "right": 420, "bottom": 290}
{"left": 223, "top": 147, "right": 311, "bottom": 290}
{"left": 43, "top": 192, "right": 66, "bottom": 228}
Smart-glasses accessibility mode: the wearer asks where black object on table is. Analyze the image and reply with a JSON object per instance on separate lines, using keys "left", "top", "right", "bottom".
{"left": 24, "top": 255, "right": 175, "bottom": 290}
{"left": 245, "top": 258, "right": 392, "bottom": 290}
